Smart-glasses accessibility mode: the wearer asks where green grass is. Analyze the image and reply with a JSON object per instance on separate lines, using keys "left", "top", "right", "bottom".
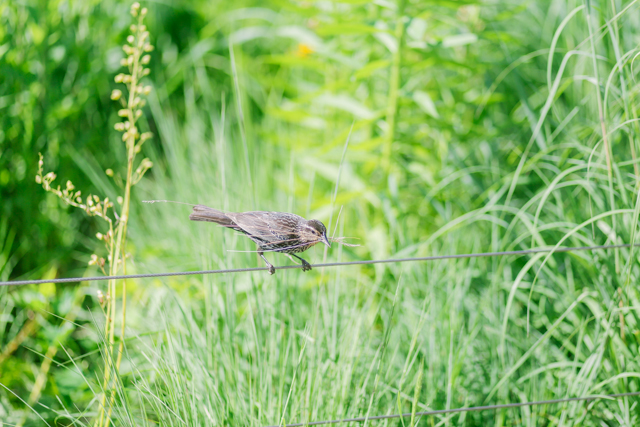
{"left": 3, "top": 0, "right": 640, "bottom": 425}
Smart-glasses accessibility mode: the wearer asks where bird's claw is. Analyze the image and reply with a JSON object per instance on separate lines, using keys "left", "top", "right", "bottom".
{"left": 301, "top": 260, "right": 312, "bottom": 272}
{"left": 268, "top": 265, "right": 276, "bottom": 275}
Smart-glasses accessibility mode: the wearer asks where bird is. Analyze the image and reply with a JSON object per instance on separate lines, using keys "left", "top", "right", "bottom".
{"left": 189, "top": 204, "right": 331, "bottom": 274}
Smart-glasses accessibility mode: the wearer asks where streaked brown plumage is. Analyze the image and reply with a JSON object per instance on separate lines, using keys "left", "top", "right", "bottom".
{"left": 189, "top": 205, "right": 330, "bottom": 274}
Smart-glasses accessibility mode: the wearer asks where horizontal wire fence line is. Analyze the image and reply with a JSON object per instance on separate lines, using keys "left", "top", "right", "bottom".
{"left": 266, "top": 391, "right": 640, "bottom": 427}
{"left": 2, "top": 243, "right": 638, "bottom": 287}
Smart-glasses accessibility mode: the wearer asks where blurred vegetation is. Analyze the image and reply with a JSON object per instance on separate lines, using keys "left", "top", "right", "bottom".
{"left": 3, "top": 0, "right": 640, "bottom": 425}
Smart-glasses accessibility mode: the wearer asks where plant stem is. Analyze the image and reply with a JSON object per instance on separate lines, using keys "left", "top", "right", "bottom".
{"left": 97, "top": 12, "right": 142, "bottom": 426}
{"left": 105, "top": 246, "right": 129, "bottom": 424}
{"left": 383, "top": 0, "right": 406, "bottom": 174}
{"left": 0, "top": 316, "right": 36, "bottom": 365}
{"left": 95, "top": 225, "right": 115, "bottom": 427}
{"left": 410, "top": 359, "right": 424, "bottom": 427}
{"left": 101, "top": 53, "right": 139, "bottom": 427}
{"left": 586, "top": 0, "right": 618, "bottom": 273}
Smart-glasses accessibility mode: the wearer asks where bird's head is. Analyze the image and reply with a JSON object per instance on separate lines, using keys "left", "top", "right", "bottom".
{"left": 303, "top": 219, "right": 331, "bottom": 248}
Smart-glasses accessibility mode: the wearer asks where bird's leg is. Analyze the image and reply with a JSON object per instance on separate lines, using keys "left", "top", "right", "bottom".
{"left": 258, "top": 251, "right": 276, "bottom": 275}
{"left": 291, "top": 254, "right": 312, "bottom": 272}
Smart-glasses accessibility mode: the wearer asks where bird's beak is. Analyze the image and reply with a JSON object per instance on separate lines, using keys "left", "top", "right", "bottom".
{"left": 322, "top": 234, "right": 331, "bottom": 248}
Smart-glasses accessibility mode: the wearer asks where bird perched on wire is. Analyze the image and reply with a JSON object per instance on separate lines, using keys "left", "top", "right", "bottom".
{"left": 189, "top": 204, "right": 331, "bottom": 274}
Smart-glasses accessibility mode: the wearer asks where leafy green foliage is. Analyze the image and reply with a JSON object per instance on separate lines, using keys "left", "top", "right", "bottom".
{"left": 3, "top": 0, "right": 640, "bottom": 425}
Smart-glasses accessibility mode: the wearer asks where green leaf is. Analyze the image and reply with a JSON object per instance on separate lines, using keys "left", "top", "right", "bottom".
{"left": 413, "top": 91, "right": 439, "bottom": 118}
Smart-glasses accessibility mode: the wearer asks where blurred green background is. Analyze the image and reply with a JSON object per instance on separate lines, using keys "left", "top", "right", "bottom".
{"left": 2, "top": 0, "right": 640, "bottom": 425}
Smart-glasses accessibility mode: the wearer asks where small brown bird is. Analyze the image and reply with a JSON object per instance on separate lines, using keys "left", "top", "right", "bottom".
{"left": 189, "top": 205, "right": 330, "bottom": 274}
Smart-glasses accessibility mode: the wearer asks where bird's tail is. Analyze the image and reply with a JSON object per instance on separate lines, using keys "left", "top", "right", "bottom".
{"left": 189, "top": 205, "right": 235, "bottom": 227}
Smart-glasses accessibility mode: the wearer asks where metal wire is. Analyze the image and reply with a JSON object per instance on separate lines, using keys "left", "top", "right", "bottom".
{"left": 265, "top": 391, "right": 640, "bottom": 427}
{"left": 1, "top": 243, "right": 637, "bottom": 287}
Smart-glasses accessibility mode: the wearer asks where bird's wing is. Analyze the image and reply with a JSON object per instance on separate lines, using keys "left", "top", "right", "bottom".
{"left": 226, "top": 211, "right": 300, "bottom": 243}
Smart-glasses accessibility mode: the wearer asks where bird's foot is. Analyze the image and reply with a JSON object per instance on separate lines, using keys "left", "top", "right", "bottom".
{"left": 287, "top": 254, "right": 312, "bottom": 272}
{"left": 259, "top": 252, "right": 276, "bottom": 275}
